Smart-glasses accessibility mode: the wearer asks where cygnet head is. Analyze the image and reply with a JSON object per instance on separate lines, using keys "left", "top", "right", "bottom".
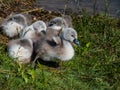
{"left": 1, "top": 14, "right": 31, "bottom": 38}
{"left": 7, "top": 14, "right": 28, "bottom": 26}
{"left": 7, "top": 39, "right": 33, "bottom": 64}
{"left": 61, "top": 28, "right": 80, "bottom": 46}
{"left": 32, "top": 20, "right": 47, "bottom": 33}
{"left": 2, "top": 21, "right": 24, "bottom": 38}
{"left": 48, "top": 17, "right": 68, "bottom": 30}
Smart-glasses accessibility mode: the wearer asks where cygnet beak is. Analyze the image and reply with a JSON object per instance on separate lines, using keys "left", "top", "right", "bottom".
{"left": 48, "top": 23, "right": 53, "bottom": 27}
{"left": 0, "top": 26, "right": 3, "bottom": 31}
{"left": 41, "top": 30, "right": 46, "bottom": 35}
{"left": 0, "top": 26, "right": 4, "bottom": 33}
{"left": 73, "top": 39, "right": 80, "bottom": 47}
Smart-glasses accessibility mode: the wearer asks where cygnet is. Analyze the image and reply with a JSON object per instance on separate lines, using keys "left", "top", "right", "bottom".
{"left": 32, "top": 28, "right": 80, "bottom": 66}
{"left": 0, "top": 14, "right": 32, "bottom": 38}
{"left": 7, "top": 38, "right": 33, "bottom": 64}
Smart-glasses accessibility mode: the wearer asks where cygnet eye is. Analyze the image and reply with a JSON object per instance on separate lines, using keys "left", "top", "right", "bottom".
{"left": 8, "top": 18, "right": 12, "bottom": 21}
{"left": 48, "top": 21, "right": 55, "bottom": 26}
{"left": 71, "top": 35, "right": 74, "bottom": 37}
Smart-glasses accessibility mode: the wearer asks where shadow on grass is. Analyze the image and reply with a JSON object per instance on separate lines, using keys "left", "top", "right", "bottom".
{"left": 36, "top": 58, "right": 60, "bottom": 68}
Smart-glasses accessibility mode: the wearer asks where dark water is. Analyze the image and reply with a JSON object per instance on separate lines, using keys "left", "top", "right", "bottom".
{"left": 36, "top": 0, "right": 120, "bottom": 17}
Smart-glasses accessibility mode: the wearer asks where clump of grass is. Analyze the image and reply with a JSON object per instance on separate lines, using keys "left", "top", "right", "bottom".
{"left": 72, "top": 12, "right": 120, "bottom": 89}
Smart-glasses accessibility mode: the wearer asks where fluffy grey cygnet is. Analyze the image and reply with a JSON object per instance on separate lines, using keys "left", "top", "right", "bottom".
{"left": 47, "top": 15, "right": 73, "bottom": 30}
{"left": 0, "top": 14, "right": 32, "bottom": 38}
{"left": 7, "top": 38, "right": 33, "bottom": 64}
{"left": 32, "top": 27, "right": 80, "bottom": 66}
{"left": 20, "top": 20, "right": 47, "bottom": 42}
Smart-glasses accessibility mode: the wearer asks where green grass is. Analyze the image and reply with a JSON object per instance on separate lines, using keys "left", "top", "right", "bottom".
{"left": 0, "top": 13, "right": 120, "bottom": 90}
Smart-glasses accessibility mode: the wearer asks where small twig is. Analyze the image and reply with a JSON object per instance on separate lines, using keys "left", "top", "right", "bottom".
{"left": 21, "top": 8, "right": 42, "bottom": 14}
{"left": 58, "top": 4, "right": 67, "bottom": 36}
